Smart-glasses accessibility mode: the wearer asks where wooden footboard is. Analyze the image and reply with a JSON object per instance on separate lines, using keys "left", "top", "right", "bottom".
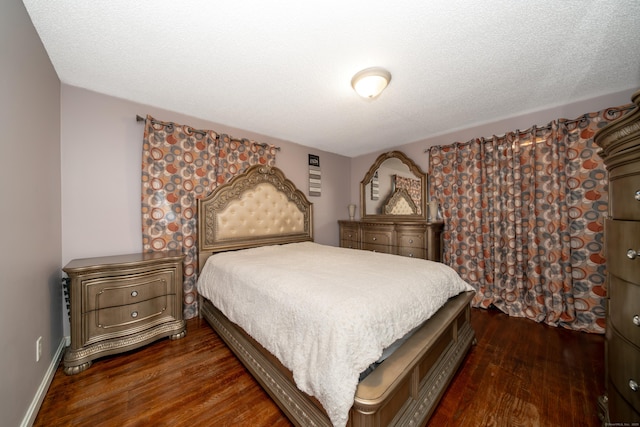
{"left": 199, "top": 290, "right": 475, "bottom": 427}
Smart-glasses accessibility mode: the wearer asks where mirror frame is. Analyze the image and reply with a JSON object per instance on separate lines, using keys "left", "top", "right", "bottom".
{"left": 360, "top": 151, "right": 427, "bottom": 221}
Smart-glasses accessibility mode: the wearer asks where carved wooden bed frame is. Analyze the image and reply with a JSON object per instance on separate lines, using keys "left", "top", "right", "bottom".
{"left": 197, "top": 165, "right": 475, "bottom": 426}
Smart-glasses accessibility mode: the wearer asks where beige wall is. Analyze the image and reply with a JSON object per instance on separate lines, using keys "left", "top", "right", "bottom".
{"left": 0, "top": 1, "right": 62, "bottom": 426}
{"left": 349, "top": 89, "right": 635, "bottom": 219}
{"left": 60, "top": 85, "right": 351, "bottom": 266}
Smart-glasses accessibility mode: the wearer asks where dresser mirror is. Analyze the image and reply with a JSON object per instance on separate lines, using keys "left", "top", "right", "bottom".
{"left": 360, "top": 151, "right": 427, "bottom": 221}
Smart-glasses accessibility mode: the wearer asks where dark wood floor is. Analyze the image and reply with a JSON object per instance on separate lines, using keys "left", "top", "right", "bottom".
{"left": 34, "top": 308, "right": 604, "bottom": 427}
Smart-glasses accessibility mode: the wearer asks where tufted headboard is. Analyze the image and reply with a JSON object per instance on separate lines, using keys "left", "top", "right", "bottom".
{"left": 383, "top": 188, "right": 417, "bottom": 215}
{"left": 197, "top": 165, "right": 313, "bottom": 270}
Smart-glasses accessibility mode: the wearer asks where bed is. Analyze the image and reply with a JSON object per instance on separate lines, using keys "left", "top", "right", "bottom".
{"left": 196, "top": 165, "right": 475, "bottom": 427}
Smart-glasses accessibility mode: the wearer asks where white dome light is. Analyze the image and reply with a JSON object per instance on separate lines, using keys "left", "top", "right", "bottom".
{"left": 351, "top": 67, "right": 391, "bottom": 99}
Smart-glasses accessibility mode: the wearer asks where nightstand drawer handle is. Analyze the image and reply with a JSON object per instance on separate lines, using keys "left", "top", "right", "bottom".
{"left": 131, "top": 311, "right": 138, "bottom": 318}
{"left": 630, "top": 379, "right": 639, "bottom": 392}
{"left": 635, "top": 189, "right": 640, "bottom": 201}
{"left": 131, "top": 290, "right": 138, "bottom": 297}
{"left": 634, "top": 315, "right": 640, "bottom": 326}
{"left": 627, "top": 249, "right": 639, "bottom": 260}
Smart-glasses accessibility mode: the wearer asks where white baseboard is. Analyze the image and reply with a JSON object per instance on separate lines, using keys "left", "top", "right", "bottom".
{"left": 21, "top": 337, "right": 66, "bottom": 427}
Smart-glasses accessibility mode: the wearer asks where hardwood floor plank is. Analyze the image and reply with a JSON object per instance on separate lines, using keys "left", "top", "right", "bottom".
{"left": 34, "top": 309, "right": 603, "bottom": 427}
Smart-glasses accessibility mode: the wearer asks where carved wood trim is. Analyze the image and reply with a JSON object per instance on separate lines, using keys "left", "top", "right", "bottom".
{"left": 197, "top": 165, "right": 313, "bottom": 267}
{"left": 383, "top": 188, "right": 418, "bottom": 215}
{"left": 360, "top": 151, "right": 427, "bottom": 221}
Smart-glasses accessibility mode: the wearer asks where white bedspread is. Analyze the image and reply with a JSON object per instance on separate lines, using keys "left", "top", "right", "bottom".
{"left": 197, "top": 242, "right": 473, "bottom": 427}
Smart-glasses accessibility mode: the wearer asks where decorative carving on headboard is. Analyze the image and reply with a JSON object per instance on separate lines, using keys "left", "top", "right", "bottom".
{"left": 383, "top": 188, "right": 418, "bottom": 215}
{"left": 198, "top": 165, "right": 313, "bottom": 258}
{"left": 206, "top": 166, "right": 309, "bottom": 215}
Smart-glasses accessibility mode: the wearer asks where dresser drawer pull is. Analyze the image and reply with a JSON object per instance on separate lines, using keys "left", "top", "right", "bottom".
{"left": 630, "top": 379, "right": 639, "bottom": 392}
{"left": 634, "top": 315, "right": 640, "bottom": 326}
{"left": 131, "top": 290, "right": 138, "bottom": 297}
{"left": 408, "top": 253, "right": 414, "bottom": 257}
{"left": 635, "top": 189, "right": 640, "bottom": 201}
{"left": 409, "top": 239, "right": 414, "bottom": 244}
{"left": 131, "top": 311, "right": 139, "bottom": 318}
{"left": 372, "top": 237, "right": 377, "bottom": 241}
{"left": 627, "top": 249, "right": 639, "bottom": 260}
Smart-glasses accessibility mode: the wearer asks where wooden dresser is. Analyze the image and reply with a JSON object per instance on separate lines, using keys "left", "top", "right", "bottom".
{"left": 594, "top": 90, "right": 640, "bottom": 423}
{"left": 63, "top": 251, "right": 187, "bottom": 375}
{"left": 338, "top": 220, "right": 443, "bottom": 262}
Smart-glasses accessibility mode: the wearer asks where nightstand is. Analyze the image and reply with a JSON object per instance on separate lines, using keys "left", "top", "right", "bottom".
{"left": 62, "top": 251, "right": 187, "bottom": 375}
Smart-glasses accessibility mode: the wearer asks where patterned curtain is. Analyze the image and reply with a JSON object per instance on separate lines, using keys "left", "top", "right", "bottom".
{"left": 428, "top": 105, "right": 632, "bottom": 333}
{"left": 141, "top": 116, "right": 277, "bottom": 319}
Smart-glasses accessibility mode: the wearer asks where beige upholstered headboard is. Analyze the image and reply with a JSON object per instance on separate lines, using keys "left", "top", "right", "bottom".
{"left": 383, "top": 188, "right": 417, "bottom": 215}
{"left": 197, "top": 165, "right": 313, "bottom": 270}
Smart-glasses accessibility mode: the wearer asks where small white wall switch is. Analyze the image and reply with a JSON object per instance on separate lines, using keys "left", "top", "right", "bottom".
{"left": 36, "top": 336, "right": 43, "bottom": 362}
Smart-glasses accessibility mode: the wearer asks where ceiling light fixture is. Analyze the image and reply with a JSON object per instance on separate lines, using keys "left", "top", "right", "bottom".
{"left": 351, "top": 67, "right": 391, "bottom": 99}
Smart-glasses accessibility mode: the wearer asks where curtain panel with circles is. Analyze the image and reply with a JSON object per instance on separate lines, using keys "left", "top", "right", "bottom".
{"left": 141, "top": 115, "right": 277, "bottom": 318}
{"left": 428, "top": 105, "right": 633, "bottom": 333}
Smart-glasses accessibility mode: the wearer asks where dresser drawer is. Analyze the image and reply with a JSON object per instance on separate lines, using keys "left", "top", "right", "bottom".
{"left": 336, "top": 221, "right": 443, "bottom": 262}
{"left": 340, "top": 225, "right": 359, "bottom": 241}
{"left": 341, "top": 239, "right": 360, "bottom": 249}
{"left": 608, "top": 330, "right": 640, "bottom": 414}
{"left": 83, "top": 295, "right": 176, "bottom": 346}
{"left": 83, "top": 269, "right": 175, "bottom": 312}
{"left": 605, "top": 219, "right": 640, "bottom": 283}
{"left": 362, "top": 243, "right": 393, "bottom": 254}
{"left": 397, "top": 233, "right": 425, "bottom": 248}
{"left": 362, "top": 230, "right": 393, "bottom": 246}
{"left": 610, "top": 172, "right": 640, "bottom": 221}
{"left": 609, "top": 274, "right": 640, "bottom": 347}
{"left": 340, "top": 224, "right": 360, "bottom": 249}
{"left": 608, "top": 379, "right": 640, "bottom": 423}
{"left": 397, "top": 247, "right": 426, "bottom": 259}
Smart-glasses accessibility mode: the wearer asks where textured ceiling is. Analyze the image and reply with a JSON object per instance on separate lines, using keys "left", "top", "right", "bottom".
{"left": 23, "top": 0, "right": 640, "bottom": 157}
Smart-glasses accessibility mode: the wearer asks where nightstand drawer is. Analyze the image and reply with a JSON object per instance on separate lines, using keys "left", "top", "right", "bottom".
{"left": 84, "top": 270, "right": 175, "bottom": 312}
{"left": 84, "top": 295, "right": 176, "bottom": 345}
{"left": 608, "top": 330, "right": 640, "bottom": 414}
{"left": 605, "top": 219, "right": 640, "bottom": 283}
{"left": 609, "top": 274, "right": 640, "bottom": 347}
{"left": 610, "top": 172, "right": 640, "bottom": 221}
